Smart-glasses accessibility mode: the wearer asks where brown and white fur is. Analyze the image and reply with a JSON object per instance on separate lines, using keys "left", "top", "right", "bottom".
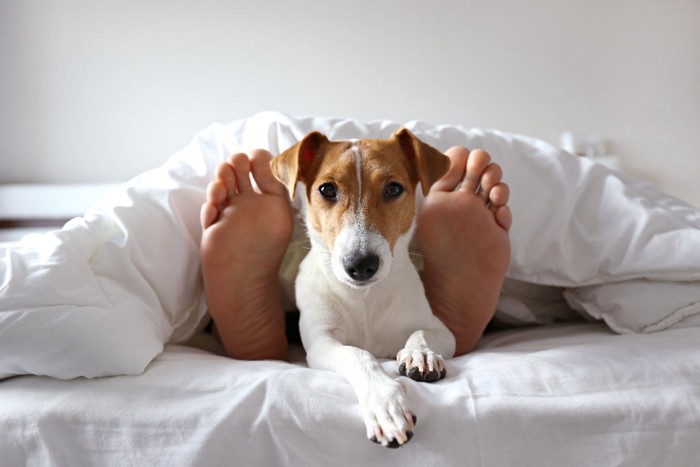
{"left": 271, "top": 129, "right": 456, "bottom": 448}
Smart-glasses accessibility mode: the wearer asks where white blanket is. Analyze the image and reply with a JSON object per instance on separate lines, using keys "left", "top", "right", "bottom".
{"left": 2, "top": 112, "right": 700, "bottom": 379}
{"left": 2, "top": 323, "right": 699, "bottom": 465}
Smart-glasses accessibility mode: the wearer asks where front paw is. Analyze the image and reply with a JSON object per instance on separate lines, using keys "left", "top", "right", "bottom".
{"left": 361, "top": 379, "right": 416, "bottom": 448}
{"left": 397, "top": 347, "right": 447, "bottom": 382}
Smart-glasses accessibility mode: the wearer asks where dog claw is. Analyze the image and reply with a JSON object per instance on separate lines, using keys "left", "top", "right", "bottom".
{"left": 370, "top": 431, "right": 414, "bottom": 448}
{"left": 398, "top": 348, "right": 447, "bottom": 383}
{"left": 400, "top": 364, "right": 446, "bottom": 382}
{"left": 368, "top": 413, "right": 417, "bottom": 448}
{"left": 386, "top": 432, "right": 414, "bottom": 449}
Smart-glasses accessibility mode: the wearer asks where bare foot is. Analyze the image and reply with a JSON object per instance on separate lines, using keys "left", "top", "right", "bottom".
{"left": 416, "top": 147, "right": 512, "bottom": 356}
{"left": 200, "top": 149, "right": 293, "bottom": 360}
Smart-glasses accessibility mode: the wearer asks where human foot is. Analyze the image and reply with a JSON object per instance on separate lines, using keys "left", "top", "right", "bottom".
{"left": 416, "top": 147, "right": 511, "bottom": 356}
{"left": 200, "top": 149, "right": 293, "bottom": 360}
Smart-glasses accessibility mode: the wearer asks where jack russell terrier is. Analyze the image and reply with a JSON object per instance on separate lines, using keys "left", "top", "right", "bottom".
{"left": 271, "top": 129, "right": 456, "bottom": 448}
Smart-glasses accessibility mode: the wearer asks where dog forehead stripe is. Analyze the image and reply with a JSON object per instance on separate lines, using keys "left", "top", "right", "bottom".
{"left": 352, "top": 144, "right": 362, "bottom": 194}
{"left": 350, "top": 144, "right": 367, "bottom": 224}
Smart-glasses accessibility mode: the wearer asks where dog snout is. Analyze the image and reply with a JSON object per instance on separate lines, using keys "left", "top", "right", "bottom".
{"left": 343, "top": 253, "right": 380, "bottom": 282}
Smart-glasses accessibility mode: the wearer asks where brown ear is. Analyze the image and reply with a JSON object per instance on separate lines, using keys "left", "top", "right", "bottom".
{"left": 392, "top": 128, "right": 450, "bottom": 195}
{"left": 270, "top": 131, "right": 329, "bottom": 200}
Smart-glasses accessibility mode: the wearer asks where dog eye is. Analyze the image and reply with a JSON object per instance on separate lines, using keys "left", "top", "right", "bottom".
{"left": 318, "top": 183, "right": 338, "bottom": 200}
{"left": 384, "top": 182, "right": 404, "bottom": 200}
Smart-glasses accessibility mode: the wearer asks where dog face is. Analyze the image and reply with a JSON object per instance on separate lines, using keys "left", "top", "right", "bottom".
{"left": 271, "top": 129, "right": 450, "bottom": 288}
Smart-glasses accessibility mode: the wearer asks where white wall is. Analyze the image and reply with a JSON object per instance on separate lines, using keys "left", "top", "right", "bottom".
{"left": 2, "top": 0, "right": 699, "bottom": 205}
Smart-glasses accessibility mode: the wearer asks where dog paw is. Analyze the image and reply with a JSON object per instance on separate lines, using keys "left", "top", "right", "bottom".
{"left": 361, "top": 379, "right": 416, "bottom": 448}
{"left": 396, "top": 347, "right": 447, "bottom": 383}
{"left": 369, "top": 413, "right": 417, "bottom": 448}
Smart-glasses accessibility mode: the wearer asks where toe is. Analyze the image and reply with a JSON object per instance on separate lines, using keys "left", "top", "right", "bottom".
{"left": 495, "top": 205, "right": 513, "bottom": 232}
{"left": 250, "top": 149, "right": 288, "bottom": 197}
{"left": 201, "top": 178, "right": 229, "bottom": 229}
{"left": 207, "top": 179, "right": 228, "bottom": 206}
{"left": 477, "top": 163, "right": 503, "bottom": 204}
{"left": 216, "top": 161, "right": 237, "bottom": 201}
{"left": 489, "top": 182, "right": 510, "bottom": 208}
{"left": 200, "top": 201, "right": 219, "bottom": 229}
{"left": 230, "top": 153, "right": 254, "bottom": 193}
{"left": 407, "top": 367, "right": 423, "bottom": 381}
{"left": 386, "top": 439, "right": 401, "bottom": 449}
{"left": 462, "top": 149, "right": 492, "bottom": 193}
{"left": 431, "top": 146, "right": 469, "bottom": 192}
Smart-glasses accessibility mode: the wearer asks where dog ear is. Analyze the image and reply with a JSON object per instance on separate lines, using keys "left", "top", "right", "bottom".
{"left": 270, "top": 131, "right": 329, "bottom": 200}
{"left": 392, "top": 128, "right": 450, "bottom": 195}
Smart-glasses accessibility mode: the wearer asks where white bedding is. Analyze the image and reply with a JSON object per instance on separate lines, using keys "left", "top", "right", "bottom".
{"left": 2, "top": 112, "right": 700, "bottom": 380}
{"left": 2, "top": 322, "right": 698, "bottom": 466}
{"left": 2, "top": 113, "right": 700, "bottom": 465}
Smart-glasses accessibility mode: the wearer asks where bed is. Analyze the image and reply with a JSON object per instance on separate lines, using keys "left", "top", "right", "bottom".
{"left": 2, "top": 322, "right": 699, "bottom": 465}
{"left": 2, "top": 112, "right": 700, "bottom": 465}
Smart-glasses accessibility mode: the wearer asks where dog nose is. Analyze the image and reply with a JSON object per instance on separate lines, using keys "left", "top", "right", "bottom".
{"left": 343, "top": 253, "right": 380, "bottom": 282}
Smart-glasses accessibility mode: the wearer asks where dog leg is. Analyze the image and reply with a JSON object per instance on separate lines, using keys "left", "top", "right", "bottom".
{"left": 396, "top": 329, "right": 454, "bottom": 383}
{"left": 305, "top": 334, "right": 417, "bottom": 448}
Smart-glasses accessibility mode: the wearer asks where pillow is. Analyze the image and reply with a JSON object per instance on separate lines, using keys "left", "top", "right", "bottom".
{"left": 2, "top": 111, "right": 700, "bottom": 379}
{"left": 564, "top": 280, "right": 700, "bottom": 334}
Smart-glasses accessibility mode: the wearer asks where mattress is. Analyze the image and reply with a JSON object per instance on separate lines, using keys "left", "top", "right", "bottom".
{"left": 2, "top": 322, "right": 699, "bottom": 466}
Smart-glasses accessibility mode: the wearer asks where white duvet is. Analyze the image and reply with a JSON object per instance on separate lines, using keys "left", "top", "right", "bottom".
{"left": 2, "top": 323, "right": 699, "bottom": 465}
{"left": 2, "top": 112, "right": 700, "bottom": 380}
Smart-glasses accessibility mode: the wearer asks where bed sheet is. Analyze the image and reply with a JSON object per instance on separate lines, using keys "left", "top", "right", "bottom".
{"left": 2, "top": 322, "right": 698, "bottom": 466}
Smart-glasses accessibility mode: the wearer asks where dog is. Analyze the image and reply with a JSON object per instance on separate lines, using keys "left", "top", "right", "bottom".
{"left": 271, "top": 129, "right": 456, "bottom": 448}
